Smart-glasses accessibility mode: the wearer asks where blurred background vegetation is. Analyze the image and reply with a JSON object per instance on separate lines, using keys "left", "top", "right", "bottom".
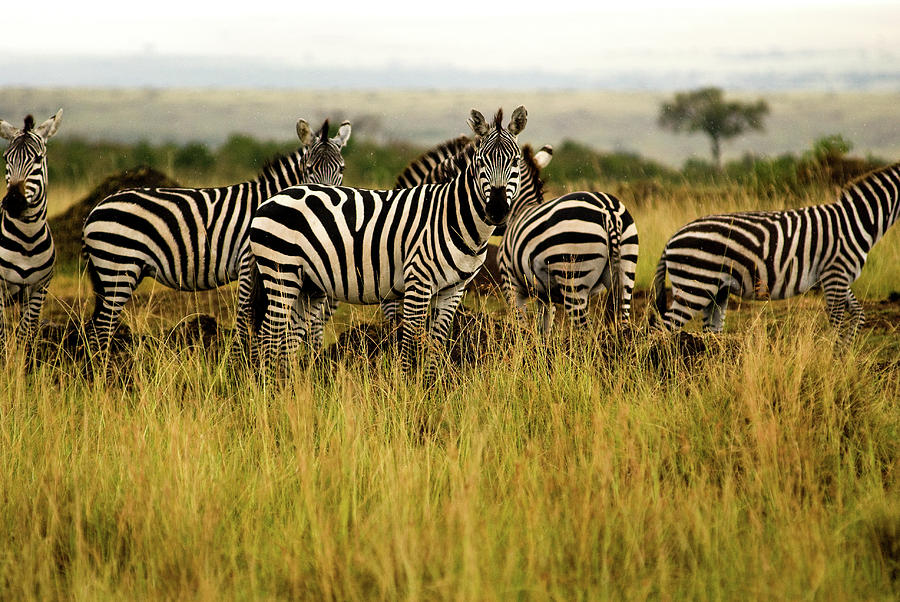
{"left": 45, "top": 129, "right": 887, "bottom": 199}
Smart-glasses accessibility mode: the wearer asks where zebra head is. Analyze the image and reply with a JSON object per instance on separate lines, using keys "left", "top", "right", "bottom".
{"left": 1, "top": 109, "right": 62, "bottom": 220}
{"left": 297, "top": 119, "right": 352, "bottom": 186}
{"left": 468, "top": 106, "right": 526, "bottom": 226}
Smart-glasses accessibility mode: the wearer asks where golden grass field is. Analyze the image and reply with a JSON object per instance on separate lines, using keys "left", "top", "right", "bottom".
{"left": 0, "top": 170, "right": 896, "bottom": 599}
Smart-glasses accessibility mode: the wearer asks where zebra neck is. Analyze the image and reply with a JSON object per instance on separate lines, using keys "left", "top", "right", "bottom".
{"left": 443, "top": 166, "right": 494, "bottom": 252}
{"left": 254, "top": 149, "right": 308, "bottom": 201}
{"left": 839, "top": 164, "right": 900, "bottom": 252}
{"left": 509, "top": 193, "right": 540, "bottom": 218}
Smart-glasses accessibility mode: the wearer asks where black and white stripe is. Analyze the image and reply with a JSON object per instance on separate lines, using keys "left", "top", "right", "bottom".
{"left": 500, "top": 180, "right": 639, "bottom": 332}
{"left": 82, "top": 119, "right": 351, "bottom": 350}
{"left": 0, "top": 110, "right": 62, "bottom": 347}
{"left": 398, "top": 139, "right": 639, "bottom": 332}
{"left": 394, "top": 135, "right": 470, "bottom": 188}
{"left": 249, "top": 107, "right": 527, "bottom": 376}
{"left": 652, "top": 162, "right": 900, "bottom": 336}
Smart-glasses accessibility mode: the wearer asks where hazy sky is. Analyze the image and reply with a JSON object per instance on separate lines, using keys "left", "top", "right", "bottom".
{"left": 7, "top": 0, "right": 897, "bottom": 75}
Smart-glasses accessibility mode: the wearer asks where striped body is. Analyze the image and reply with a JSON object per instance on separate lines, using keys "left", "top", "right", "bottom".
{"left": 0, "top": 110, "right": 62, "bottom": 346}
{"left": 82, "top": 119, "right": 350, "bottom": 350}
{"left": 250, "top": 107, "right": 527, "bottom": 376}
{"left": 653, "top": 162, "right": 900, "bottom": 335}
{"left": 398, "top": 138, "right": 639, "bottom": 332}
{"left": 500, "top": 191, "right": 639, "bottom": 331}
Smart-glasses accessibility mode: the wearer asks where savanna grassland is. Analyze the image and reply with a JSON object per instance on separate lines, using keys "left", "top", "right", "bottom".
{"left": 0, "top": 160, "right": 897, "bottom": 600}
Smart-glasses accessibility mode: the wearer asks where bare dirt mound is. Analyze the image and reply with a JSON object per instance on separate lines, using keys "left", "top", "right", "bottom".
{"left": 50, "top": 166, "right": 180, "bottom": 263}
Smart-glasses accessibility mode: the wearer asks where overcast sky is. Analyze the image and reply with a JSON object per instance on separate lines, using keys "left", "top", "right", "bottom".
{"left": 2, "top": 0, "right": 897, "bottom": 88}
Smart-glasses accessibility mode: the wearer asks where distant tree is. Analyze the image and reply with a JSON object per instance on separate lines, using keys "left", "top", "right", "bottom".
{"left": 659, "top": 87, "right": 769, "bottom": 169}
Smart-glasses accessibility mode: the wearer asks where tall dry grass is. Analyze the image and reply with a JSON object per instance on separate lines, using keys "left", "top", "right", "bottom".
{"left": 0, "top": 306, "right": 897, "bottom": 598}
{"left": 1, "top": 170, "right": 896, "bottom": 598}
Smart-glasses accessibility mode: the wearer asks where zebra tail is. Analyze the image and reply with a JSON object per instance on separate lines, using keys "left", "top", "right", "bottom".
{"left": 83, "top": 252, "right": 106, "bottom": 323}
{"left": 650, "top": 252, "right": 668, "bottom": 329}
{"left": 249, "top": 262, "right": 268, "bottom": 335}
{"left": 604, "top": 212, "right": 623, "bottom": 323}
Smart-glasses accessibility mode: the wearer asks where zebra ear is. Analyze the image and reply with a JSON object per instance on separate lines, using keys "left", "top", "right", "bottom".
{"left": 468, "top": 109, "right": 489, "bottom": 138}
{"left": 508, "top": 105, "right": 527, "bottom": 136}
{"left": 333, "top": 121, "right": 351, "bottom": 148}
{"left": 0, "top": 119, "right": 19, "bottom": 141}
{"left": 34, "top": 108, "right": 63, "bottom": 141}
{"left": 296, "top": 119, "right": 313, "bottom": 146}
{"left": 533, "top": 145, "right": 553, "bottom": 169}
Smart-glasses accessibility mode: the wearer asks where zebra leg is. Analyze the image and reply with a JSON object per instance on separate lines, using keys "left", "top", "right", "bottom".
{"left": 399, "top": 284, "right": 432, "bottom": 375}
{"left": 822, "top": 275, "right": 850, "bottom": 331}
{"left": 256, "top": 265, "right": 303, "bottom": 379}
{"left": 845, "top": 291, "right": 865, "bottom": 339}
{"left": 423, "top": 284, "right": 465, "bottom": 381}
{"left": 536, "top": 299, "right": 556, "bottom": 335}
{"left": 381, "top": 299, "right": 401, "bottom": 329}
{"left": 662, "top": 287, "right": 702, "bottom": 332}
{"left": 562, "top": 289, "right": 590, "bottom": 330}
{"left": 290, "top": 294, "right": 331, "bottom": 353}
{"left": 430, "top": 285, "right": 465, "bottom": 347}
{"left": 85, "top": 259, "right": 143, "bottom": 353}
{"left": 233, "top": 250, "right": 257, "bottom": 363}
{"left": 0, "top": 292, "right": 7, "bottom": 351}
{"left": 703, "top": 287, "right": 730, "bottom": 333}
{"left": 15, "top": 283, "right": 49, "bottom": 358}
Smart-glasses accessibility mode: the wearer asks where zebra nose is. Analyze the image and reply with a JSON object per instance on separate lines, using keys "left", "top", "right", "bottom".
{"left": 485, "top": 186, "right": 510, "bottom": 225}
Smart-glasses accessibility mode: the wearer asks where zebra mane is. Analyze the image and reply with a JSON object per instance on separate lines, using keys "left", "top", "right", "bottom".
{"left": 393, "top": 135, "right": 471, "bottom": 188}
{"left": 23, "top": 115, "right": 34, "bottom": 132}
{"left": 493, "top": 108, "right": 503, "bottom": 131}
{"left": 428, "top": 144, "right": 475, "bottom": 184}
{"left": 840, "top": 160, "right": 900, "bottom": 195}
{"left": 258, "top": 146, "right": 306, "bottom": 182}
{"left": 519, "top": 144, "right": 545, "bottom": 200}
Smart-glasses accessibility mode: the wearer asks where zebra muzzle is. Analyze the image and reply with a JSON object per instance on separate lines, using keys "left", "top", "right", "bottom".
{"left": 485, "top": 186, "right": 510, "bottom": 226}
{"left": 2, "top": 184, "right": 28, "bottom": 218}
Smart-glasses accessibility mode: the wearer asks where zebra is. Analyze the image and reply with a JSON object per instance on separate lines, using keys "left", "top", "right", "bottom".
{"left": 499, "top": 183, "right": 639, "bottom": 334}
{"left": 0, "top": 110, "right": 63, "bottom": 349}
{"left": 397, "top": 137, "right": 639, "bottom": 334}
{"left": 249, "top": 106, "right": 527, "bottom": 376}
{"left": 378, "top": 136, "right": 552, "bottom": 328}
{"left": 651, "top": 162, "right": 900, "bottom": 337}
{"left": 82, "top": 118, "right": 351, "bottom": 351}
{"left": 394, "top": 135, "right": 470, "bottom": 188}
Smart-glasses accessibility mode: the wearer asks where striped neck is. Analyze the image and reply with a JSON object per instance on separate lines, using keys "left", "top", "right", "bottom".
{"left": 508, "top": 147, "right": 546, "bottom": 217}
{"left": 254, "top": 147, "right": 309, "bottom": 203}
{"left": 839, "top": 162, "right": 900, "bottom": 253}
{"left": 442, "top": 162, "right": 496, "bottom": 253}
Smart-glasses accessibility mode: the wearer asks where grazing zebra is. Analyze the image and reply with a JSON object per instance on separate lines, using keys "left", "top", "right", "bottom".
{"left": 398, "top": 138, "right": 639, "bottom": 333}
{"left": 0, "top": 110, "right": 63, "bottom": 348}
{"left": 83, "top": 118, "right": 351, "bottom": 350}
{"left": 249, "top": 106, "right": 527, "bottom": 376}
{"left": 651, "top": 162, "right": 900, "bottom": 337}
{"left": 499, "top": 183, "right": 639, "bottom": 333}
